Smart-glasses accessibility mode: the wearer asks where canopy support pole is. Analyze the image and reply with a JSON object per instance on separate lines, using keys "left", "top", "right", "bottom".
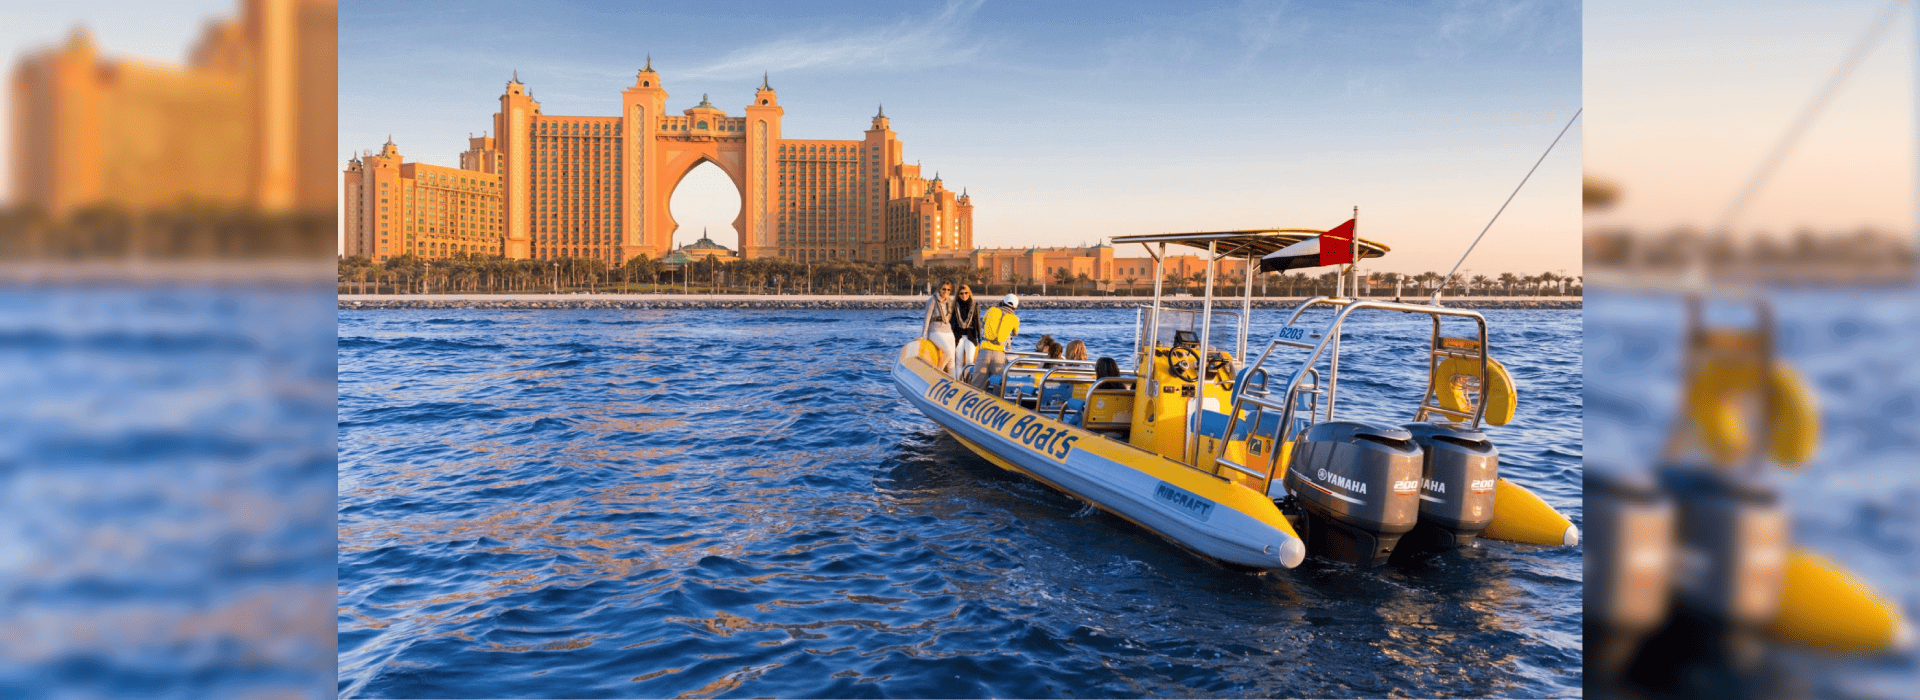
{"left": 1190, "top": 240, "right": 1218, "bottom": 465}
{"left": 1239, "top": 251, "right": 1254, "bottom": 362}
{"left": 1146, "top": 242, "right": 1165, "bottom": 375}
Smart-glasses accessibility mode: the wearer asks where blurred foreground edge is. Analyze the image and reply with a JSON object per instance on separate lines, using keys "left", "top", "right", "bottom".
{"left": 4, "top": 0, "right": 337, "bottom": 281}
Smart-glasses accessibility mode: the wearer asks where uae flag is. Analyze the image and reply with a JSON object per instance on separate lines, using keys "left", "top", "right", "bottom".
{"left": 1260, "top": 219, "right": 1356, "bottom": 272}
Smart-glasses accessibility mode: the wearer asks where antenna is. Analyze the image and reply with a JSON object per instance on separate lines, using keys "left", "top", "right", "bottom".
{"left": 1431, "top": 108, "right": 1581, "bottom": 305}
{"left": 1690, "top": 0, "right": 1907, "bottom": 283}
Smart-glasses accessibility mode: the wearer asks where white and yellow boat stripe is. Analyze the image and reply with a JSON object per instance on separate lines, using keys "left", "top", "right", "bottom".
{"left": 893, "top": 342, "right": 1305, "bottom": 570}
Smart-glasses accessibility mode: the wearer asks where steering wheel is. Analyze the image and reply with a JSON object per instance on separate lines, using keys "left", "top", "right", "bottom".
{"left": 1167, "top": 346, "right": 1201, "bottom": 382}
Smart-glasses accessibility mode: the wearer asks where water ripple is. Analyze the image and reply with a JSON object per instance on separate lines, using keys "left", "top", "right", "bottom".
{"left": 338, "top": 307, "right": 1582, "bottom": 697}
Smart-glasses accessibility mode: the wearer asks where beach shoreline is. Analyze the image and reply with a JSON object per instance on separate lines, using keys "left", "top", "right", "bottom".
{"left": 337, "top": 293, "right": 1582, "bottom": 310}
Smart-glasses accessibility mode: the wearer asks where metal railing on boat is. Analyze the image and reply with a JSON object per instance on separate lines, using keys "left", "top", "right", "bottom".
{"left": 1211, "top": 367, "right": 1320, "bottom": 482}
{"left": 997, "top": 357, "right": 1095, "bottom": 402}
{"left": 1212, "top": 296, "right": 1493, "bottom": 490}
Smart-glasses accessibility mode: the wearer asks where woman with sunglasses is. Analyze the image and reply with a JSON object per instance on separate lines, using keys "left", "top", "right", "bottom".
{"left": 922, "top": 282, "right": 957, "bottom": 374}
{"left": 949, "top": 285, "right": 980, "bottom": 375}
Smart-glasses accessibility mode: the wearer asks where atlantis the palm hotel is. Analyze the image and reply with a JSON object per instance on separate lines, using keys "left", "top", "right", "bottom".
{"left": 342, "top": 62, "right": 1238, "bottom": 291}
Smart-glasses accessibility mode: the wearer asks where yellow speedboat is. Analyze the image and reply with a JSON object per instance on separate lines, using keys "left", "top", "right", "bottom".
{"left": 891, "top": 228, "right": 1578, "bottom": 570}
{"left": 1584, "top": 288, "right": 1912, "bottom": 687}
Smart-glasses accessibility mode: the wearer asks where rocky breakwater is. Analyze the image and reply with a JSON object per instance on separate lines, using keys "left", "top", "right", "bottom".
{"left": 339, "top": 295, "right": 1581, "bottom": 311}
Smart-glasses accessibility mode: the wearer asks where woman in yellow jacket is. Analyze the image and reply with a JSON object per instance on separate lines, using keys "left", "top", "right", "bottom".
{"left": 969, "top": 294, "right": 1020, "bottom": 389}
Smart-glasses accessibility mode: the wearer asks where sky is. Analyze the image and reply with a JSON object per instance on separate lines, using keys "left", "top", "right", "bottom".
{"left": 0, "top": 0, "right": 1582, "bottom": 275}
{"left": 1584, "top": 0, "right": 1914, "bottom": 239}
{"left": 336, "top": 0, "right": 1582, "bottom": 275}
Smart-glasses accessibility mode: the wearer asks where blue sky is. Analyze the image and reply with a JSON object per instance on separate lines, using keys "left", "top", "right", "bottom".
{"left": 339, "top": 0, "right": 1583, "bottom": 273}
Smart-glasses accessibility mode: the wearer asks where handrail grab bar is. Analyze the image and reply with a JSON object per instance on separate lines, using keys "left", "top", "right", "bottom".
{"left": 1213, "top": 366, "right": 1320, "bottom": 485}
{"left": 998, "top": 357, "right": 1085, "bottom": 400}
{"left": 1035, "top": 366, "right": 1100, "bottom": 418}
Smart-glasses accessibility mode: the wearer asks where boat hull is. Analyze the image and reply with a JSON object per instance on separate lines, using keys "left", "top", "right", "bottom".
{"left": 891, "top": 342, "right": 1304, "bottom": 570}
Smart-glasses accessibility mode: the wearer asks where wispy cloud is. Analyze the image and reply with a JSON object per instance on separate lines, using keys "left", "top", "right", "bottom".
{"left": 1429, "top": 0, "right": 1568, "bottom": 55}
{"left": 682, "top": 0, "right": 989, "bottom": 79}
{"left": 1093, "top": 0, "right": 1305, "bottom": 77}
{"left": 1233, "top": 0, "right": 1298, "bottom": 64}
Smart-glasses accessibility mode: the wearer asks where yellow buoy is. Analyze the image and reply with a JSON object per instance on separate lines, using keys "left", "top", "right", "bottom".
{"left": 1433, "top": 356, "right": 1518, "bottom": 426}
{"left": 1480, "top": 477, "right": 1579, "bottom": 546}
{"left": 1684, "top": 359, "right": 1819, "bottom": 467}
{"left": 1767, "top": 548, "right": 1912, "bottom": 652}
{"left": 916, "top": 338, "right": 947, "bottom": 369}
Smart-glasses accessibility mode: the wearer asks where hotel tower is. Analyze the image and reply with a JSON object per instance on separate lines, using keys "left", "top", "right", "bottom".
{"left": 344, "top": 62, "right": 973, "bottom": 265}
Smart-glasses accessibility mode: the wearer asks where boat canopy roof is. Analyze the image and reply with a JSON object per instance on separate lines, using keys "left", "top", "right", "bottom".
{"left": 1110, "top": 229, "right": 1390, "bottom": 260}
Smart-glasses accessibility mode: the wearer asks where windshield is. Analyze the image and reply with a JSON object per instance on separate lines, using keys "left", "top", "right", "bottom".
{"left": 1134, "top": 306, "right": 1242, "bottom": 358}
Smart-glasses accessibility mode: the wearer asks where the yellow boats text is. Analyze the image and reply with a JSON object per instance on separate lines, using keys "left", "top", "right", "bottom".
{"left": 926, "top": 378, "right": 1080, "bottom": 461}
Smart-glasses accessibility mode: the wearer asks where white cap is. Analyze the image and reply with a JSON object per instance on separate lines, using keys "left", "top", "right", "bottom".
{"left": 1002, "top": 293, "right": 1019, "bottom": 309}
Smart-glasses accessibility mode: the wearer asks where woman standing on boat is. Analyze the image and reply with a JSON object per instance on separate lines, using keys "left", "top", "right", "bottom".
{"left": 950, "top": 285, "right": 980, "bottom": 375}
{"left": 923, "top": 282, "right": 957, "bottom": 374}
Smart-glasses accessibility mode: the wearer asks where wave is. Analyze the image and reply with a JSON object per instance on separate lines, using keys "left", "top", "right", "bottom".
{"left": 337, "top": 306, "right": 1585, "bottom": 698}
{"left": 338, "top": 336, "right": 504, "bottom": 352}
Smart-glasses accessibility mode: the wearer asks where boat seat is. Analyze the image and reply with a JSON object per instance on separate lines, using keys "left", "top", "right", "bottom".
{"left": 989, "top": 374, "right": 1035, "bottom": 395}
{"left": 1232, "top": 366, "right": 1267, "bottom": 402}
{"left": 1061, "top": 398, "right": 1086, "bottom": 426}
{"left": 1038, "top": 383, "right": 1074, "bottom": 409}
{"left": 1182, "top": 404, "right": 1286, "bottom": 442}
{"left": 1228, "top": 410, "right": 1287, "bottom": 441}
{"left": 1191, "top": 409, "right": 1234, "bottom": 440}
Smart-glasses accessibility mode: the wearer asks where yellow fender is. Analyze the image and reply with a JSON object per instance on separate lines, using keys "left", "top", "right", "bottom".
{"left": 915, "top": 338, "right": 945, "bottom": 368}
{"left": 1480, "top": 477, "right": 1579, "bottom": 546}
{"left": 1768, "top": 548, "right": 1912, "bottom": 652}
{"left": 1685, "top": 359, "right": 1819, "bottom": 467}
{"left": 1434, "top": 355, "right": 1518, "bottom": 426}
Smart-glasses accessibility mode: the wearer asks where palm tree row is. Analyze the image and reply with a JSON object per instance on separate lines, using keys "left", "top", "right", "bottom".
{"left": 1190, "top": 270, "right": 1583, "bottom": 298}
{"left": 3, "top": 204, "right": 335, "bottom": 260}
{"left": 1094, "top": 269, "right": 1580, "bottom": 298}
{"left": 338, "top": 253, "right": 992, "bottom": 296}
{"left": 338, "top": 254, "right": 1581, "bottom": 297}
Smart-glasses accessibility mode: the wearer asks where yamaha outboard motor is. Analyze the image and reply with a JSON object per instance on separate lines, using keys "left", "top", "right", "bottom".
{"left": 1283, "top": 421, "right": 1422, "bottom": 566}
{"left": 1396, "top": 422, "right": 1499, "bottom": 556}
{"left": 1583, "top": 463, "right": 1676, "bottom": 692}
{"left": 1624, "top": 464, "right": 1792, "bottom": 699}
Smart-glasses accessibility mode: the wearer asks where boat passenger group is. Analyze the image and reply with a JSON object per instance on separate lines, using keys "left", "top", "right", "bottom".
{"left": 921, "top": 284, "right": 1087, "bottom": 389}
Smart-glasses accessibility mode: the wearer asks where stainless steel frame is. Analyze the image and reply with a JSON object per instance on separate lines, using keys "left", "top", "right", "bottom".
{"left": 1212, "top": 297, "right": 1493, "bottom": 490}
{"left": 996, "top": 357, "right": 1096, "bottom": 402}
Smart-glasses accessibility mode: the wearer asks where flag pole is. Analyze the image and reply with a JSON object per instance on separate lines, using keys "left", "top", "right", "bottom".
{"left": 1350, "top": 205, "right": 1359, "bottom": 298}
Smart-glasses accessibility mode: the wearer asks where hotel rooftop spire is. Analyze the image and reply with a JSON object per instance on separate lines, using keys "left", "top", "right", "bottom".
{"left": 346, "top": 61, "right": 971, "bottom": 265}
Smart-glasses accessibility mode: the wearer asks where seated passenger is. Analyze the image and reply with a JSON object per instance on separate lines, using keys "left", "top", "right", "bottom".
{"left": 1064, "top": 340, "right": 1088, "bottom": 361}
{"left": 1045, "top": 342, "right": 1064, "bottom": 360}
{"left": 1094, "top": 357, "right": 1121, "bottom": 380}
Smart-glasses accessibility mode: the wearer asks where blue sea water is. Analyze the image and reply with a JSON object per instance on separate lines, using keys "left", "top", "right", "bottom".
{"left": 0, "top": 285, "right": 337, "bottom": 698}
{"left": 336, "top": 305, "right": 1583, "bottom": 698}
